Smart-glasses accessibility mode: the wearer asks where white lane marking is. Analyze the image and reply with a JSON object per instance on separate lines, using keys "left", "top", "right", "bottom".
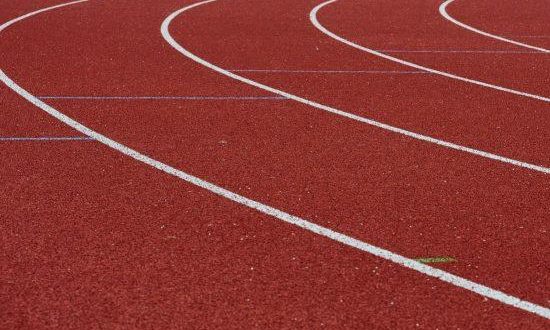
{"left": 2, "top": 1, "right": 550, "bottom": 320}
{"left": 0, "top": 136, "right": 94, "bottom": 141}
{"left": 310, "top": 0, "right": 549, "bottom": 102}
{"left": 38, "top": 95, "right": 287, "bottom": 100}
{"left": 231, "top": 69, "right": 429, "bottom": 73}
{"left": 439, "top": 0, "right": 550, "bottom": 53}
{"left": 160, "top": 0, "right": 549, "bottom": 174}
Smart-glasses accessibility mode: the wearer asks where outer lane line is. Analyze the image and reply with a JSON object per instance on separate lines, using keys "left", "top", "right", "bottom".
{"left": 159, "top": 0, "right": 549, "bottom": 174}
{"left": 439, "top": 0, "right": 550, "bottom": 53}
{"left": 1, "top": 0, "right": 549, "bottom": 320}
{"left": 310, "top": 0, "right": 549, "bottom": 102}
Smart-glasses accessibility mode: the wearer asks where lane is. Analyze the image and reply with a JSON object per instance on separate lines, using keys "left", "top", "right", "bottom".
{"left": 444, "top": 0, "right": 550, "bottom": 50}
{"left": 0, "top": 0, "right": 66, "bottom": 22}
{"left": 0, "top": 84, "right": 80, "bottom": 137}
{"left": 311, "top": 1, "right": 549, "bottom": 103}
{"left": 1, "top": 0, "right": 550, "bottom": 326}
{"left": 166, "top": 0, "right": 550, "bottom": 167}
{"left": 0, "top": 0, "right": 264, "bottom": 98}
{"left": 317, "top": 0, "right": 550, "bottom": 97}
{"left": 4, "top": 142, "right": 549, "bottom": 329}
{"left": 439, "top": 0, "right": 549, "bottom": 52}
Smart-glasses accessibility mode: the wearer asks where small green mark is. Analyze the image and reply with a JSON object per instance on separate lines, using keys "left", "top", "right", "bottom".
{"left": 415, "top": 256, "right": 456, "bottom": 264}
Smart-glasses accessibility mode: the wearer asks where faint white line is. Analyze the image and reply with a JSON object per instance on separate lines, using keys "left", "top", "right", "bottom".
{"left": 230, "top": 69, "right": 429, "bottom": 73}
{"left": 440, "top": 0, "right": 549, "bottom": 53}
{"left": 0, "top": 136, "right": 94, "bottom": 141}
{"left": 378, "top": 49, "right": 541, "bottom": 54}
{"left": 514, "top": 36, "right": 550, "bottom": 39}
{"left": 38, "top": 95, "right": 287, "bottom": 100}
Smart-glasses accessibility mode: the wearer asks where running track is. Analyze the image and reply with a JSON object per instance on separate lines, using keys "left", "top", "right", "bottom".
{"left": 1, "top": 0, "right": 549, "bottom": 328}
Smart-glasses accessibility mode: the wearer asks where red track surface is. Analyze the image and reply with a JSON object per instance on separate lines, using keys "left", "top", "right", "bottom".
{"left": 1, "top": 0, "right": 549, "bottom": 328}
{"left": 447, "top": 0, "right": 550, "bottom": 49}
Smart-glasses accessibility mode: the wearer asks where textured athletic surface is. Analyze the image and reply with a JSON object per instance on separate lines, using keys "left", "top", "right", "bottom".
{"left": 1, "top": 0, "right": 549, "bottom": 328}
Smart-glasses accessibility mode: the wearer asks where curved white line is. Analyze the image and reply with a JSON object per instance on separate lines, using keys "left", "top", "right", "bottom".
{"left": 310, "top": 0, "right": 549, "bottom": 102}
{"left": 159, "top": 0, "right": 549, "bottom": 174}
{"left": 440, "top": 0, "right": 550, "bottom": 53}
{"left": 2, "top": 0, "right": 550, "bottom": 320}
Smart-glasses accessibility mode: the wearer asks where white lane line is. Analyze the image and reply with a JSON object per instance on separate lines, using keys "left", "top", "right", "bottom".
{"left": 0, "top": 136, "right": 94, "bottom": 141}
{"left": 231, "top": 69, "right": 429, "bottom": 73}
{"left": 439, "top": 0, "right": 550, "bottom": 53}
{"left": 2, "top": 1, "right": 550, "bottom": 321}
{"left": 311, "top": 0, "right": 549, "bottom": 102}
{"left": 160, "top": 0, "right": 549, "bottom": 174}
{"left": 38, "top": 95, "right": 287, "bottom": 100}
